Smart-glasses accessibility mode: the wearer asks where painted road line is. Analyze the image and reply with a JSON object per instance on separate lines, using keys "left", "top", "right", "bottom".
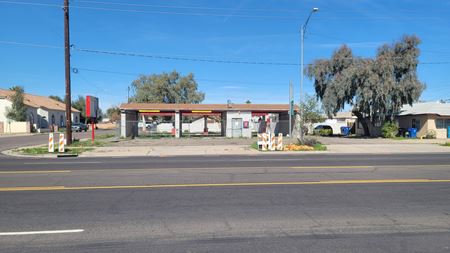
{"left": 23, "top": 161, "right": 101, "bottom": 165}
{"left": 1, "top": 179, "right": 450, "bottom": 192}
{"left": 0, "top": 170, "right": 71, "bottom": 174}
{"left": 290, "top": 166, "right": 372, "bottom": 169}
{"left": 0, "top": 229, "right": 84, "bottom": 236}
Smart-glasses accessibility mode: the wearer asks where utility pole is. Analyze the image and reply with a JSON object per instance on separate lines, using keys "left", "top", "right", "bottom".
{"left": 64, "top": 0, "right": 72, "bottom": 145}
{"left": 289, "top": 81, "right": 293, "bottom": 144}
{"left": 299, "top": 7, "right": 319, "bottom": 143}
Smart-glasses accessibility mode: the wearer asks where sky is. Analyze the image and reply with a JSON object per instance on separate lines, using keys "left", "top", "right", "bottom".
{"left": 0, "top": 0, "right": 449, "bottom": 111}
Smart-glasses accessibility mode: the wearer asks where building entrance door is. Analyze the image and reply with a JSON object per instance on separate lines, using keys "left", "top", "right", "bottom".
{"left": 231, "top": 118, "right": 243, "bottom": 138}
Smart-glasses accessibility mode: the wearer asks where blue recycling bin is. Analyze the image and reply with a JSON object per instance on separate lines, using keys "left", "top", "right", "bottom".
{"left": 408, "top": 128, "right": 417, "bottom": 138}
{"left": 340, "top": 126, "right": 351, "bottom": 136}
{"left": 447, "top": 126, "right": 450, "bottom": 138}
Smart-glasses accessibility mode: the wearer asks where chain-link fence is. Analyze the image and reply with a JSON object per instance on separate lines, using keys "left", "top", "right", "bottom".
{"left": 117, "top": 117, "right": 302, "bottom": 139}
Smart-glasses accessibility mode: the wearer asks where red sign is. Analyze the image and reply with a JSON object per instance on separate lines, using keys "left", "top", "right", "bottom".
{"left": 86, "top": 95, "right": 99, "bottom": 118}
{"left": 243, "top": 121, "right": 249, "bottom": 129}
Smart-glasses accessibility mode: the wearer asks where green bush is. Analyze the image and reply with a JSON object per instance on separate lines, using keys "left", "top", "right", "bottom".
{"left": 425, "top": 130, "right": 436, "bottom": 139}
{"left": 298, "top": 137, "right": 321, "bottom": 146}
{"left": 319, "top": 129, "right": 332, "bottom": 136}
{"left": 381, "top": 122, "right": 398, "bottom": 138}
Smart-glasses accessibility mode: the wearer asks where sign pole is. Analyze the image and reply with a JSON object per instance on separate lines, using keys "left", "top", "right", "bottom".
{"left": 91, "top": 120, "right": 95, "bottom": 144}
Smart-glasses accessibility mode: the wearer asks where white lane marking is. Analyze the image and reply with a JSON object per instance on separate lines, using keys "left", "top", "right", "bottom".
{"left": 24, "top": 162, "right": 101, "bottom": 165}
{"left": 0, "top": 229, "right": 84, "bottom": 236}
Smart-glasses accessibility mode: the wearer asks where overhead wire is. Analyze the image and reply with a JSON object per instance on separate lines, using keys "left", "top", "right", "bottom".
{"left": 0, "top": 1, "right": 446, "bottom": 20}
{"left": 1, "top": 40, "right": 450, "bottom": 66}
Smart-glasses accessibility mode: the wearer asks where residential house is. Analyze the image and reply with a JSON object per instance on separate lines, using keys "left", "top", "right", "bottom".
{"left": 354, "top": 102, "right": 450, "bottom": 139}
{"left": 313, "top": 111, "right": 357, "bottom": 135}
{"left": 398, "top": 102, "right": 450, "bottom": 139}
{"left": 0, "top": 88, "right": 80, "bottom": 133}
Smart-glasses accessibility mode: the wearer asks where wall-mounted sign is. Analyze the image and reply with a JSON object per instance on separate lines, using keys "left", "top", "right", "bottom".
{"left": 243, "top": 121, "right": 249, "bottom": 129}
{"left": 139, "top": 110, "right": 161, "bottom": 113}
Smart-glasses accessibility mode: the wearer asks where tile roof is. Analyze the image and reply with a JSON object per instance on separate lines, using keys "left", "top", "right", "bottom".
{"left": 120, "top": 103, "right": 299, "bottom": 112}
{"left": 0, "top": 88, "right": 80, "bottom": 112}
{"left": 399, "top": 102, "right": 450, "bottom": 116}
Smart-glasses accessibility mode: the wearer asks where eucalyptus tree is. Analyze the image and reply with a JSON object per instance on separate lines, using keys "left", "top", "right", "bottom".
{"left": 306, "top": 35, "right": 425, "bottom": 136}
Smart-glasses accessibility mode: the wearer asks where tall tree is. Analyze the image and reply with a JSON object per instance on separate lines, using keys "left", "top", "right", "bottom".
{"left": 49, "top": 95, "right": 64, "bottom": 103}
{"left": 306, "top": 35, "right": 425, "bottom": 136}
{"left": 301, "top": 95, "right": 326, "bottom": 126}
{"left": 6, "top": 86, "right": 27, "bottom": 122}
{"left": 130, "top": 71, "right": 205, "bottom": 103}
{"left": 72, "top": 95, "right": 86, "bottom": 122}
{"left": 106, "top": 106, "right": 121, "bottom": 122}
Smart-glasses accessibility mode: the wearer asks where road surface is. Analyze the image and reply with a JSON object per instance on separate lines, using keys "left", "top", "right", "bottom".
{"left": 0, "top": 153, "right": 449, "bottom": 252}
{"left": 0, "top": 129, "right": 116, "bottom": 152}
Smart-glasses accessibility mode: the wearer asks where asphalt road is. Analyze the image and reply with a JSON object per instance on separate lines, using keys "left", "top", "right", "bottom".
{"left": 1, "top": 153, "right": 450, "bottom": 252}
{"left": 0, "top": 129, "right": 116, "bottom": 152}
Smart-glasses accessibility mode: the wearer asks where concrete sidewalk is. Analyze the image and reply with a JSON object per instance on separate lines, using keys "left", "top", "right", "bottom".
{"left": 79, "top": 143, "right": 450, "bottom": 157}
{"left": 80, "top": 145, "right": 259, "bottom": 157}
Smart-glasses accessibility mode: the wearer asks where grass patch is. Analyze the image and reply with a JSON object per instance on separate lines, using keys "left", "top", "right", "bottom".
{"left": 95, "top": 133, "right": 116, "bottom": 139}
{"left": 18, "top": 146, "right": 49, "bottom": 155}
{"left": 69, "top": 139, "right": 104, "bottom": 147}
{"left": 138, "top": 133, "right": 174, "bottom": 139}
{"left": 250, "top": 142, "right": 259, "bottom": 150}
{"left": 441, "top": 142, "right": 450, "bottom": 147}
{"left": 18, "top": 146, "right": 94, "bottom": 155}
{"left": 313, "top": 143, "right": 327, "bottom": 151}
{"left": 17, "top": 139, "right": 104, "bottom": 156}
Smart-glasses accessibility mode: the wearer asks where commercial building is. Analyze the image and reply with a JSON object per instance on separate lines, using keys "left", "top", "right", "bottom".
{"left": 119, "top": 103, "right": 297, "bottom": 138}
{"left": 0, "top": 88, "right": 80, "bottom": 134}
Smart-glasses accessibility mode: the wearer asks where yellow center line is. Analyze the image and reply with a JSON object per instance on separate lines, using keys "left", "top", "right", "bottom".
{"left": 1, "top": 179, "right": 450, "bottom": 192}
{"left": 289, "top": 166, "right": 372, "bottom": 169}
{"left": 0, "top": 170, "right": 71, "bottom": 174}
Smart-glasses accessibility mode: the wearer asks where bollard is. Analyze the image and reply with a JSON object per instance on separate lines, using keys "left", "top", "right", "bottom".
{"left": 261, "top": 133, "right": 268, "bottom": 151}
{"left": 269, "top": 133, "right": 276, "bottom": 151}
{"left": 257, "top": 134, "right": 263, "bottom": 150}
{"left": 277, "top": 133, "right": 283, "bottom": 150}
{"left": 48, "top": 133, "right": 54, "bottom": 153}
{"left": 59, "top": 133, "right": 65, "bottom": 153}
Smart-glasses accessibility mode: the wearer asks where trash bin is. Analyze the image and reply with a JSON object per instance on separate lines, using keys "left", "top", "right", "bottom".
{"left": 398, "top": 128, "right": 407, "bottom": 137}
{"left": 408, "top": 128, "right": 417, "bottom": 138}
{"left": 340, "top": 126, "right": 351, "bottom": 136}
{"left": 447, "top": 126, "right": 450, "bottom": 139}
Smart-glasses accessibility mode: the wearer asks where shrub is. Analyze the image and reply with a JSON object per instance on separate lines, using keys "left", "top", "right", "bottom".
{"left": 318, "top": 129, "right": 332, "bottom": 136}
{"left": 381, "top": 122, "right": 398, "bottom": 138}
{"left": 425, "top": 130, "right": 436, "bottom": 139}
{"left": 297, "top": 137, "right": 321, "bottom": 146}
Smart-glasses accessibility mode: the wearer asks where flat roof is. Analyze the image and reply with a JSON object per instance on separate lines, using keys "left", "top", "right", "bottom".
{"left": 120, "top": 103, "right": 298, "bottom": 112}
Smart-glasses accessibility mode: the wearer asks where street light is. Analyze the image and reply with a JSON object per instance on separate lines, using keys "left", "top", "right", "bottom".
{"left": 299, "top": 7, "right": 319, "bottom": 143}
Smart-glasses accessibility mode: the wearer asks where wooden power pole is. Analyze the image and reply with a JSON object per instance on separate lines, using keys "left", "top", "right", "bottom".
{"left": 64, "top": 0, "right": 72, "bottom": 145}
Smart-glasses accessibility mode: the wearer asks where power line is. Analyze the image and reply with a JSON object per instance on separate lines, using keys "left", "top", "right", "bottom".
{"left": 0, "top": 1, "right": 446, "bottom": 20}
{"left": 74, "top": 47, "right": 299, "bottom": 66}
{"left": 75, "top": 67, "right": 282, "bottom": 86}
{"left": 0, "top": 40, "right": 62, "bottom": 49}
{"left": 74, "top": 0, "right": 308, "bottom": 14}
{"left": 1, "top": 40, "right": 450, "bottom": 66}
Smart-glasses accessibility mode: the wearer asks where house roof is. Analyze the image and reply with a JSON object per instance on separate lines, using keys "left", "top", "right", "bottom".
{"left": 0, "top": 88, "right": 80, "bottom": 113}
{"left": 399, "top": 102, "right": 450, "bottom": 116}
{"left": 120, "top": 103, "right": 299, "bottom": 112}
{"left": 332, "top": 112, "right": 357, "bottom": 119}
